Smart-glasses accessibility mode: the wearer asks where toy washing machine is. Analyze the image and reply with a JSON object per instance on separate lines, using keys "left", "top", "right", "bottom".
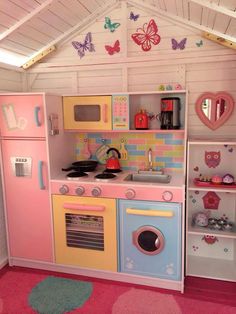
{"left": 118, "top": 199, "right": 182, "bottom": 280}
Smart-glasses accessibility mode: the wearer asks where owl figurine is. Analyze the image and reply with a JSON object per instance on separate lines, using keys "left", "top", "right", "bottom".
{"left": 205, "top": 151, "right": 221, "bottom": 168}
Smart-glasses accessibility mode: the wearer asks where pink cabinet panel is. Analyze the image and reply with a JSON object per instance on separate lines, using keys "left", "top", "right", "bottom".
{"left": 1, "top": 139, "right": 53, "bottom": 262}
{"left": 0, "top": 95, "right": 45, "bottom": 138}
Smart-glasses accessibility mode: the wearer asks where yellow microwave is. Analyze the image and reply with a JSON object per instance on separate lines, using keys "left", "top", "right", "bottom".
{"left": 63, "top": 95, "right": 112, "bottom": 130}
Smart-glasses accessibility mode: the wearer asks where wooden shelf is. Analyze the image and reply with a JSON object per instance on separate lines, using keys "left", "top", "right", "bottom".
{"left": 188, "top": 183, "right": 236, "bottom": 193}
{"left": 64, "top": 90, "right": 187, "bottom": 97}
{"left": 65, "top": 129, "right": 186, "bottom": 133}
{"left": 187, "top": 255, "right": 236, "bottom": 281}
{"left": 188, "top": 138, "right": 236, "bottom": 145}
{"left": 188, "top": 224, "right": 236, "bottom": 239}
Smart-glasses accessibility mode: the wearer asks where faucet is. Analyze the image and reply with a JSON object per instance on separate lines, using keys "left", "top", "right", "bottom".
{"left": 148, "top": 148, "right": 153, "bottom": 171}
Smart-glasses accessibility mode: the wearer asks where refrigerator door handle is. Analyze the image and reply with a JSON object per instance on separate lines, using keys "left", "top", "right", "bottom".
{"left": 34, "top": 106, "right": 41, "bottom": 127}
{"left": 38, "top": 161, "right": 45, "bottom": 190}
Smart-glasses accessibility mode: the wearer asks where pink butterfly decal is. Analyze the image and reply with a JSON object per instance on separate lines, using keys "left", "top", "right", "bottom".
{"left": 105, "top": 40, "right": 120, "bottom": 55}
{"left": 72, "top": 32, "right": 95, "bottom": 58}
{"left": 131, "top": 19, "right": 161, "bottom": 51}
{"left": 171, "top": 38, "right": 187, "bottom": 50}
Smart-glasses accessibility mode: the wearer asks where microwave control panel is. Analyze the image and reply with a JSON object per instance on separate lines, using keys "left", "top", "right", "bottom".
{"left": 112, "top": 95, "right": 129, "bottom": 130}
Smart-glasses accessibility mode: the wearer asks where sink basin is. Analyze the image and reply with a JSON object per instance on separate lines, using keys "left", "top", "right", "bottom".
{"left": 124, "top": 173, "right": 172, "bottom": 184}
{"left": 137, "top": 170, "right": 164, "bottom": 175}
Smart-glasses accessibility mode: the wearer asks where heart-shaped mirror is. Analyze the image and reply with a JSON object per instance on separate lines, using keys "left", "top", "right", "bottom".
{"left": 195, "top": 92, "right": 234, "bottom": 130}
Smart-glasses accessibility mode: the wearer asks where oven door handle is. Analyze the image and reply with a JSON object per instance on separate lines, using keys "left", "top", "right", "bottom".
{"left": 126, "top": 208, "right": 174, "bottom": 217}
{"left": 102, "top": 104, "right": 108, "bottom": 123}
{"left": 63, "top": 203, "right": 105, "bottom": 211}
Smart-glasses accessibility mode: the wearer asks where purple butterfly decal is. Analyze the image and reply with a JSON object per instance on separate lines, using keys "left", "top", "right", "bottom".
{"left": 130, "top": 11, "right": 139, "bottom": 21}
{"left": 171, "top": 38, "right": 187, "bottom": 50}
{"left": 72, "top": 32, "right": 95, "bottom": 58}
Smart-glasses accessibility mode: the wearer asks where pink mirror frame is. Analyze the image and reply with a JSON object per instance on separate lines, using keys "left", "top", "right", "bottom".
{"left": 195, "top": 92, "right": 234, "bottom": 130}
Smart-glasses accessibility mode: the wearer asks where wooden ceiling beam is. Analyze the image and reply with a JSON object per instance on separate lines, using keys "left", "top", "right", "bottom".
{"left": 0, "top": 0, "right": 58, "bottom": 41}
{"left": 189, "top": 0, "right": 236, "bottom": 18}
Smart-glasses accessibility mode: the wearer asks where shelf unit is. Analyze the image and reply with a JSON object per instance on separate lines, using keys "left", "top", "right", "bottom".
{"left": 186, "top": 138, "right": 236, "bottom": 282}
{"left": 63, "top": 90, "right": 187, "bottom": 132}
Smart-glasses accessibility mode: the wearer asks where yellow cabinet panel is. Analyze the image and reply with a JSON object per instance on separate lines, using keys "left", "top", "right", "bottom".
{"left": 53, "top": 195, "right": 117, "bottom": 271}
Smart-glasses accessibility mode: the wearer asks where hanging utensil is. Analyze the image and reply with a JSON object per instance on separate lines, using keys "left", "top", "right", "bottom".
{"left": 81, "top": 138, "right": 91, "bottom": 159}
{"left": 120, "top": 138, "right": 128, "bottom": 160}
{"left": 95, "top": 139, "right": 110, "bottom": 164}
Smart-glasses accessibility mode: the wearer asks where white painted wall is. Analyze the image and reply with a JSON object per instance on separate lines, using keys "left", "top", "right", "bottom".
{"left": 24, "top": 3, "right": 236, "bottom": 138}
{"left": 0, "top": 66, "right": 23, "bottom": 266}
{"left": 0, "top": 168, "right": 7, "bottom": 268}
{"left": 0, "top": 67, "right": 23, "bottom": 92}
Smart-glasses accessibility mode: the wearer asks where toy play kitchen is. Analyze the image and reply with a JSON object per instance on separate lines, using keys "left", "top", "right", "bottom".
{"left": 0, "top": 91, "right": 188, "bottom": 293}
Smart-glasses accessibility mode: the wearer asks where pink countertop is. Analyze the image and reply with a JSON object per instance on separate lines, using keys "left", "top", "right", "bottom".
{"left": 50, "top": 169, "right": 185, "bottom": 202}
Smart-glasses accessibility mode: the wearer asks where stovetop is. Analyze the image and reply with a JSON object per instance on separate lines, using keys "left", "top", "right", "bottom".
{"left": 51, "top": 167, "right": 184, "bottom": 202}
{"left": 66, "top": 168, "right": 120, "bottom": 182}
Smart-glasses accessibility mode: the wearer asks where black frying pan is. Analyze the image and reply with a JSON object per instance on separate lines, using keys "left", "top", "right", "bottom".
{"left": 62, "top": 160, "right": 98, "bottom": 172}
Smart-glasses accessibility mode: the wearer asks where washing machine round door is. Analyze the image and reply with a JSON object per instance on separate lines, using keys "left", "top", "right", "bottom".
{"left": 132, "top": 226, "right": 165, "bottom": 255}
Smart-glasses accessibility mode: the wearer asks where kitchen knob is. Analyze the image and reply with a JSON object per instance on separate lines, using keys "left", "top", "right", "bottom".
{"left": 59, "top": 184, "right": 69, "bottom": 195}
{"left": 162, "top": 191, "right": 173, "bottom": 201}
{"left": 125, "top": 189, "right": 136, "bottom": 199}
{"left": 75, "top": 186, "right": 85, "bottom": 196}
{"left": 91, "top": 187, "right": 101, "bottom": 197}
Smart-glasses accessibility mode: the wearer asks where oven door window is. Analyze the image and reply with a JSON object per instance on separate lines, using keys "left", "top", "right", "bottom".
{"left": 133, "top": 226, "right": 165, "bottom": 255}
{"left": 65, "top": 213, "right": 104, "bottom": 251}
{"left": 74, "top": 105, "right": 100, "bottom": 121}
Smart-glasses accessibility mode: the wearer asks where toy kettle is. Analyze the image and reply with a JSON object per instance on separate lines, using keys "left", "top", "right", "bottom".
{"left": 106, "top": 148, "right": 121, "bottom": 171}
{"left": 134, "top": 109, "right": 149, "bottom": 130}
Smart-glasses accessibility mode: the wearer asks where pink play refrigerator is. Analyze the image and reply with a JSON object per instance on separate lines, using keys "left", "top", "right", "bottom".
{"left": 0, "top": 94, "right": 53, "bottom": 262}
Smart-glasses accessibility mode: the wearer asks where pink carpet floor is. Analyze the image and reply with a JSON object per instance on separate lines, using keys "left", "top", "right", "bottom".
{"left": 0, "top": 266, "right": 236, "bottom": 314}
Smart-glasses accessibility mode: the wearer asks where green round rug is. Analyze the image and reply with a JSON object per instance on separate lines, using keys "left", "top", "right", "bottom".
{"left": 28, "top": 276, "right": 93, "bottom": 314}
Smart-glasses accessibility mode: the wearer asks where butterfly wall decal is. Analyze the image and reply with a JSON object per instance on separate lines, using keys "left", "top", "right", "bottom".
{"left": 171, "top": 38, "right": 187, "bottom": 50}
{"left": 129, "top": 11, "right": 139, "bottom": 21}
{"left": 71, "top": 32, "right": 95, "bottom": 58}
{"left": 196, "top": 40, "right": 203, "bottom": 47}
{"left": 131, "top": 19, "right": 161, "bottom": 51}
{"left": 105, "top": 40, "right": 120, "bottom": 55}
{"left": 104, "top": 17, "right": 120, "bottom": 32}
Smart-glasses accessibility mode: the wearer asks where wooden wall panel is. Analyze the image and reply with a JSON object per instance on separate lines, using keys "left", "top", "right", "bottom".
{"left": 78, "top": 68, "right": 123, "bottom": 94}
{"left": 186, "top": 61, "right": 236, "bottom": 138}
{"left": 26, "top": 3, "right": 236, "bottom": 140}
{"left": 128, "top": 65, "right": 185, "bottom": 91}
{"left": 0, "top": 68, "right": 23, "bottom": 92}
{"left": 0, "top": 170, "right": 7, "bottom": 269}
{"left": 28, "top": 72, "right": 77, "bottom": 94}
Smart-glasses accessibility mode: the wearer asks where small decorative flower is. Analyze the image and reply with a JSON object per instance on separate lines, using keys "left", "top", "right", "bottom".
{"left": 175, "top": 83, "right": 182, "bottom": 90}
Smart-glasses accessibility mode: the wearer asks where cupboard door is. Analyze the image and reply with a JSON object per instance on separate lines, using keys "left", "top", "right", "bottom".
{"left": 0, "top": 95, "right": 45, "bottom": 138}
{"left": 1, "top": 139, "right": 53, "bottom": 262}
